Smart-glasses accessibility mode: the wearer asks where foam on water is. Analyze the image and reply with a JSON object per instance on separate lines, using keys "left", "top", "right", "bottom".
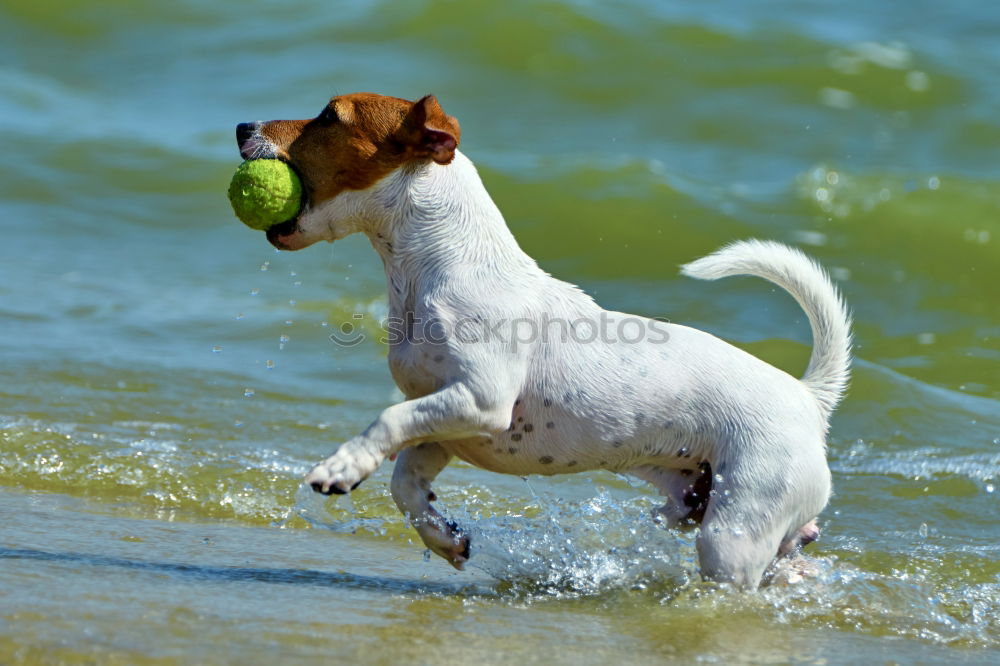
{"left": 0, "top": 416, "right": 314, "bottom": 526}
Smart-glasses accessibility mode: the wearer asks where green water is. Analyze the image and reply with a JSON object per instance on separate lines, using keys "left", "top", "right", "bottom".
{"left": 1, "top": 0, "right": 998, "bottom": 663}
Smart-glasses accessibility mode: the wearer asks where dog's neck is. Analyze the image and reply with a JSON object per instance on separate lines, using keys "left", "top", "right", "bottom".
{"left": 357, "top": 151, "right": 541, "bottom": 310}
{"left": 362, "top": 152, "right": 531, "bottom": 266}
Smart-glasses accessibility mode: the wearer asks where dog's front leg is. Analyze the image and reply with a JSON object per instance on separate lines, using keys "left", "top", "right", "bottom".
{"left": 389, "top": 442, "right": 470, "bottom": 569}
{"left": 305, "top": 382, "right": 511, "bottom": 495}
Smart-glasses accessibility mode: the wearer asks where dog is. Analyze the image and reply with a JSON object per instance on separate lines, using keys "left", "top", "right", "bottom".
{"left": 235, "top": 93, "right": 851, "bottom": 588}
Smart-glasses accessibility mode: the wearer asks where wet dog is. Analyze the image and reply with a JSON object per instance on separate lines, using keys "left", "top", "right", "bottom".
{"left": 235, "top": 93, "right": 850, "bottom": 588}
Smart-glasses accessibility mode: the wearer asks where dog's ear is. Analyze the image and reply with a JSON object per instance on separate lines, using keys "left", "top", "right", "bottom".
{"left": 400, "top": 95, "right": 461, "bottom": 165}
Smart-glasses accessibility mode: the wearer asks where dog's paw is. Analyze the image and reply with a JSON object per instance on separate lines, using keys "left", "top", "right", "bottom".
{"left": 417, "top": 517, "right": 471, "bottom": 570}
{"left": 768, "top": 554, "right": 821, "bottom": 585}
{"left": 778, "top": 519, "right": 820, "bottom": 555}
{"left": 304, "top": 448, "right": 379, "bottom": 495}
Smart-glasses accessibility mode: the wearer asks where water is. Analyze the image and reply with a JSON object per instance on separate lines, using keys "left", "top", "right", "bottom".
{"left": 1, "top": 0, "right": 998, "bottom": 662}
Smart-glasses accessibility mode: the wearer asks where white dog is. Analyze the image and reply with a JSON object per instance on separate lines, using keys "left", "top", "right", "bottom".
{"left": 235, "top": 93, "right": 851, "bottom": 588}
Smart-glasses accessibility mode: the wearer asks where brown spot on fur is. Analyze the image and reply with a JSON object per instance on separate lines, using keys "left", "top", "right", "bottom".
{"left": 427, "top": 491, "right": 437, "bottom": 502}
{"left": 539, "top": 456, "right": 554, "bottom": 465}
{"left": 508, "top": 447, "right": 518, "bottom": 454}
{"left": 546, "top": 421, "right": 555, "bottom": 429}
{"left": 511, "top": 433, "right": 522, "bottom": 442}
{"left": 523, "top": 424, "right": 533, "bottom": 433}
{"left": 259, "top": 93, "right": 460, "bottom": 212}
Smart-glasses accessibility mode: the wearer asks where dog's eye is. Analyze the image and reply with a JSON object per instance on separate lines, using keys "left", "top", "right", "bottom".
{"left": 317, "top": 106, "right": 338, "bottom": 125}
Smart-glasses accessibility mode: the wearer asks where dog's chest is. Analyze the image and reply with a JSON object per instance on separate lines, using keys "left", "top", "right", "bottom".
{"left": 382, "top": 274, "right": 450, "bottom": 397}
{"left": 387, "top": 344, "right": 445, "bottom": 398}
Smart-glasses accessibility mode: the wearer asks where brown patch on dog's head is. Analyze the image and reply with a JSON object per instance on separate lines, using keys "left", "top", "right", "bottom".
{"left": 257, "top": 93, "right": 460, "bottom": 209}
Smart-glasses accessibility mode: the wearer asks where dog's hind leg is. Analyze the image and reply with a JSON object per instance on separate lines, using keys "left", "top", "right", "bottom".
{"left": 696, "top": 507, "right": 785, "bottom": 589}
{"left": 390, "top": 442, "right": 470, "bottom": 570}
{"left": 695, "top": 455, "right": 829, "bottom": 588}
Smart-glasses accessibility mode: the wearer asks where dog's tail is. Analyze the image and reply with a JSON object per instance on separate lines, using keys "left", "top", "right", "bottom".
{"left": 680, "top": 240, "right": 852, "bottom": 419}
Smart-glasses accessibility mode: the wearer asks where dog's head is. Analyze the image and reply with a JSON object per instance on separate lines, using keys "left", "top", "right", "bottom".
{"left": 236, "top": 93, "right": 460, "bottom": 250}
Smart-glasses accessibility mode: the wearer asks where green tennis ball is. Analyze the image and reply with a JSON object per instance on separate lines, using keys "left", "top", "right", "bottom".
{"left": 227, "top": 159, "right": 302, "bottom": 231}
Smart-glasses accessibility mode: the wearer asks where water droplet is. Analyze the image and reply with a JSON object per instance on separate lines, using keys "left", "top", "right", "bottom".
{"left": 260, "top": 261, "right": 270, "bottom": 271}
{"left": 265, "top": 360, "right": 275, "bottom": 369}
{"left": 986, "top": 484, "right": 995, "bottom": 494}
{"left": 250, "top": 288, "right": 260, "bottom": 296}
{"left": 243, "top": 388, "right": 255, "bottom": 398}
{"left": 918, "top": 523, "right": 928, "bottom": 538}
{"left": 211, "top": 345, "right": 222, "bottom": 354}
{"left": 235, "top": 313, "right": 245, "bottom": 320}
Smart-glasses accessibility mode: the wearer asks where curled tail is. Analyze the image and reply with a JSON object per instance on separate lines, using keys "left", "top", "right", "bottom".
{"left": 681, "top": 240, "right": 852, "bottom": 419}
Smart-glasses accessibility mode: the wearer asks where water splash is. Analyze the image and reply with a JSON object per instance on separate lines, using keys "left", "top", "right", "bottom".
{"left": 454, "top": 482, "right": 696, "bottom": 597}
{"left": 283, "top": 482, "right": 388, "bottom": 536}
{"left": 299, "top": 475, "right": 999, "bottom": 648}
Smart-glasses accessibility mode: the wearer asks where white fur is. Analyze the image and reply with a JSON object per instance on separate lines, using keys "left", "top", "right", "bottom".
{"left": 681, "top": 240, "right": 852, "bottom": 420}
{"left": 300, "top": 151, "right": 851, "bottom": 587}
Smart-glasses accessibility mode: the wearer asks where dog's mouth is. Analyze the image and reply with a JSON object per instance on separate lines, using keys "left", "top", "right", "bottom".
{"left": 265, "top": 217, "right": 308, "bottom": 251}
{"left": 236, "top": 123, "right": 313, "bottom": 251}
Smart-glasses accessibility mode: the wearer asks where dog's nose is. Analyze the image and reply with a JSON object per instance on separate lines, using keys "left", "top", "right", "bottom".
{"left": 235, "top": 122, "right": 258, "bottom": 148}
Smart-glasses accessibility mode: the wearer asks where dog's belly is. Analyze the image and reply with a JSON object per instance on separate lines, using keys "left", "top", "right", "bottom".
{"left": 444, "top": 417, "right": 704, "bottom": 477}
{"left": 445, "top": 436, "right": 607, "bottom": 475}
{"left": 445, "top": 437, "right": 556, "bottom": 475}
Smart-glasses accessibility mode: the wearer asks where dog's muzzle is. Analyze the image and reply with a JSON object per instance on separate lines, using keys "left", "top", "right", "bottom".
{"left": 235, "top": 121, "right": 275, "bottom": 160}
